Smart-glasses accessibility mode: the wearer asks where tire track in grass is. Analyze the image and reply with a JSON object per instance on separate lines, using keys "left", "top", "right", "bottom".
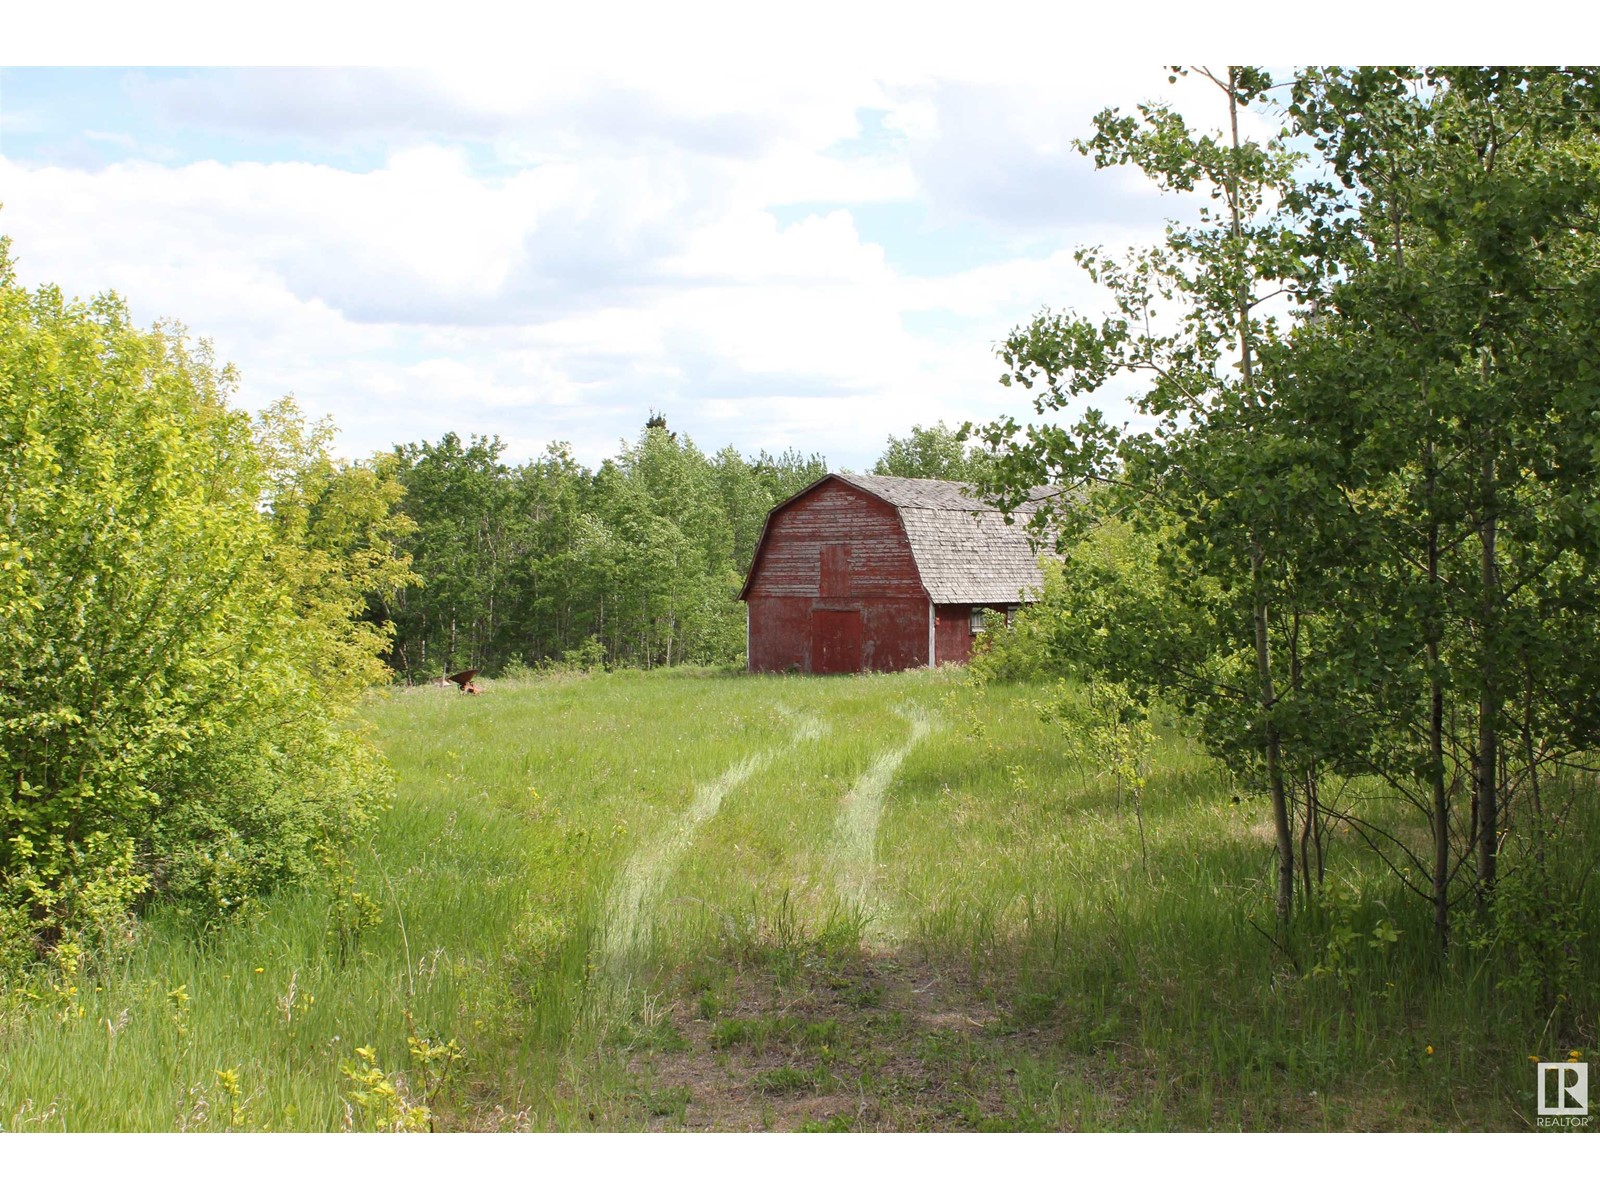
{"left": 597, "top": 707, "right": 825, "bottom": 987}
{"left": 830, "top": 705, "right": 934, "bottom": 926}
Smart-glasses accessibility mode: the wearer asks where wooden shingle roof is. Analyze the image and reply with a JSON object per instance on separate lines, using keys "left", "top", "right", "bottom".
{"left": 837, "top": 473, "right": 1055, "bottom": 605}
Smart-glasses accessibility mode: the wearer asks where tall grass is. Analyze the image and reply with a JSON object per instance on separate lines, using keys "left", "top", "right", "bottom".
{"left": 878, "top": 683, "right": 1599, "bottom": 1129}
{"left": 1, "top": 667, "right": 1593, "bottom": 1130}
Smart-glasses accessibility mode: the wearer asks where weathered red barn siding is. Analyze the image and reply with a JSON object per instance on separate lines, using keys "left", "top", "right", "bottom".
{"left": 934, "top": 604, "right": 975, "bottom": 666}
{"left": 745, "top": 479, "right": 931, "bottom": 673}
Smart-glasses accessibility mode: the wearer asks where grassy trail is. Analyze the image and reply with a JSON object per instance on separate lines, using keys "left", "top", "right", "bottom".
{"left": 597, "top": 710, "right": 826, "bottom": 985}
{"left": 827, "top": 705, "right": 934, "bottom": 921}
{"left": 1, "top": 668, "right": 1594, "bottom": 1132}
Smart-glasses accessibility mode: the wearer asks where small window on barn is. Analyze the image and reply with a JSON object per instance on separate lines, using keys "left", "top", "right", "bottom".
{"left": 970, "top": 608, "right": 987, "bottom": 634}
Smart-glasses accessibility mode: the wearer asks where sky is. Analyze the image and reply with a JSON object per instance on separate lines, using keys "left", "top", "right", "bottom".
{"left": 0, "top": 6, "right": 1551, "bottom": 472}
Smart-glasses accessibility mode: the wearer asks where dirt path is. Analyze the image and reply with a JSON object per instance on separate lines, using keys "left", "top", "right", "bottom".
{"left": 596, "top": 708, "right": 826, "bottom": 986}
{"left": 620, "top": 950, "right": 1051, "bottom": 1132}
{"left": 828, "top": 705, "right": 933, "bottom": 922}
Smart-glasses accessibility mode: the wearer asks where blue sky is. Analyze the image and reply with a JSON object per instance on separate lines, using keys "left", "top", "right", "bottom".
{"left": 0, "top": 46, "right": 1257, "bottom": 469}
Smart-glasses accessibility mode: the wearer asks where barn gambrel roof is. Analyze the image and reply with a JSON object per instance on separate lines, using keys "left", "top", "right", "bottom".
{"left": 836, "top": 474, "right": 1055, "bottom": 605}
{"left": 740, "top": 472, "right": 1059, "bottom": 606}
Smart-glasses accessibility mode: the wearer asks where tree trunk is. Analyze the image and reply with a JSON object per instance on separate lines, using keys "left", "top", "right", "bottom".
{"left": 1476, "top": 456, "right": 1499, "bottom": 895}
{"left": 1228, "top": 70, "right": 1291, "bottom": 925}
{"left": 1299, "top": 776, "right": 1314, "bottom": 910}
{"left": 1225, "top": 67, "right": 1255, "bottom": 399}
{"left": 1426, "top": 449, "right": 1450, "bottom": 952}
{"left": 1252, "top": 545, "right": 1293, "bottom": 926}
{"left": 1288, "top": 611, "right": 1315, "bottom": 910}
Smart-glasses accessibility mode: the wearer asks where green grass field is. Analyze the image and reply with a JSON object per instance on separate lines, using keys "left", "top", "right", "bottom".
{"left": 1, "top": 668, "right": 1594, "bottom": 1131}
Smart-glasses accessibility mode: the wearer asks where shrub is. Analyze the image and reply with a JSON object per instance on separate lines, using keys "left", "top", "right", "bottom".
{"left": 0, "top": 240, "right": 412, "bottom": 967}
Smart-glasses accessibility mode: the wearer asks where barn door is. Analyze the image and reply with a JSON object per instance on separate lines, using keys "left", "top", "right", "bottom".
{"left": 811, "top": 609, "right": 863, "bottom": 674}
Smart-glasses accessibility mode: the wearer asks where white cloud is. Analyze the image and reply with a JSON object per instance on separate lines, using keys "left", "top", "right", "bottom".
{"left": 0, "top": 58, "right": 1252, "bottom": 470}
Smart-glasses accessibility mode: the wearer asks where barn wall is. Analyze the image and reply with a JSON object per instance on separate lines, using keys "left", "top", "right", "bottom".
{"left": 861, "top": 598, "right": 933, "bottom": 673}
{"left": 747, "top": 596, "right": 813, "bottom": 672}
{"left": 746, "top": 480, "right": 927, "bottom": 599}
{"left": 934, "top": 604, "right": 974, "bottom": 666}
{"left": 745, "top": 479, "right": 930, "bottom": 673}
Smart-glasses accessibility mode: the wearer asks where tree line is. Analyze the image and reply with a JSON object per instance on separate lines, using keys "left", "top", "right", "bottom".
{"left": 973, "top": 66, "right": 1600, "bottom": 1006}
{"left": 364, "top": 424, "right": 822, "bottom": 678}
{"left": 363, "top": 418, "right": 990, "bottom": 680}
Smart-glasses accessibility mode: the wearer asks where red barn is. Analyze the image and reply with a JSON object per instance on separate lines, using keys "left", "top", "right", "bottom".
{"left": 739, "top": 473, "right": 1051, "bottom": 673}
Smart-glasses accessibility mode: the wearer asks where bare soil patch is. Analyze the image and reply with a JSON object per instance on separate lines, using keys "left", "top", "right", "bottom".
{"left": 608, "top": 949, "right": 1077, "bottom": 1132}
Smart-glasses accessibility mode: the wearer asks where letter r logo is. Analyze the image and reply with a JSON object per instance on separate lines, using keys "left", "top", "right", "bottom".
{"left": 1538, "top": 1063, "right": 1588, "bottom": 1115}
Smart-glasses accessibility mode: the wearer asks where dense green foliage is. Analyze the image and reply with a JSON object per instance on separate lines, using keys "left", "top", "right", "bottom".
{"left": 0, "top": 244, "right": 410, "bottom": 974}
{"left": 872, "top": 420, "right": 995, "bottom": 483}
{"left": 372, "top": 423, "right": 828, "bottom": 678}
{"left": 976, "top": 67, "right": 1600, "bottom": 1009}
{"left": 370, "top": 418, "right": 1005, "bottom": 681}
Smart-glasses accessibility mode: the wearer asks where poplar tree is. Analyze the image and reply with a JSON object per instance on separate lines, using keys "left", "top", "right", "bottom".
{"left": 1283, "top": 67, "right": 1600, "bottom": 944}
{"left": 978, "top": 66, "right": 1316, "bottom": 925}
